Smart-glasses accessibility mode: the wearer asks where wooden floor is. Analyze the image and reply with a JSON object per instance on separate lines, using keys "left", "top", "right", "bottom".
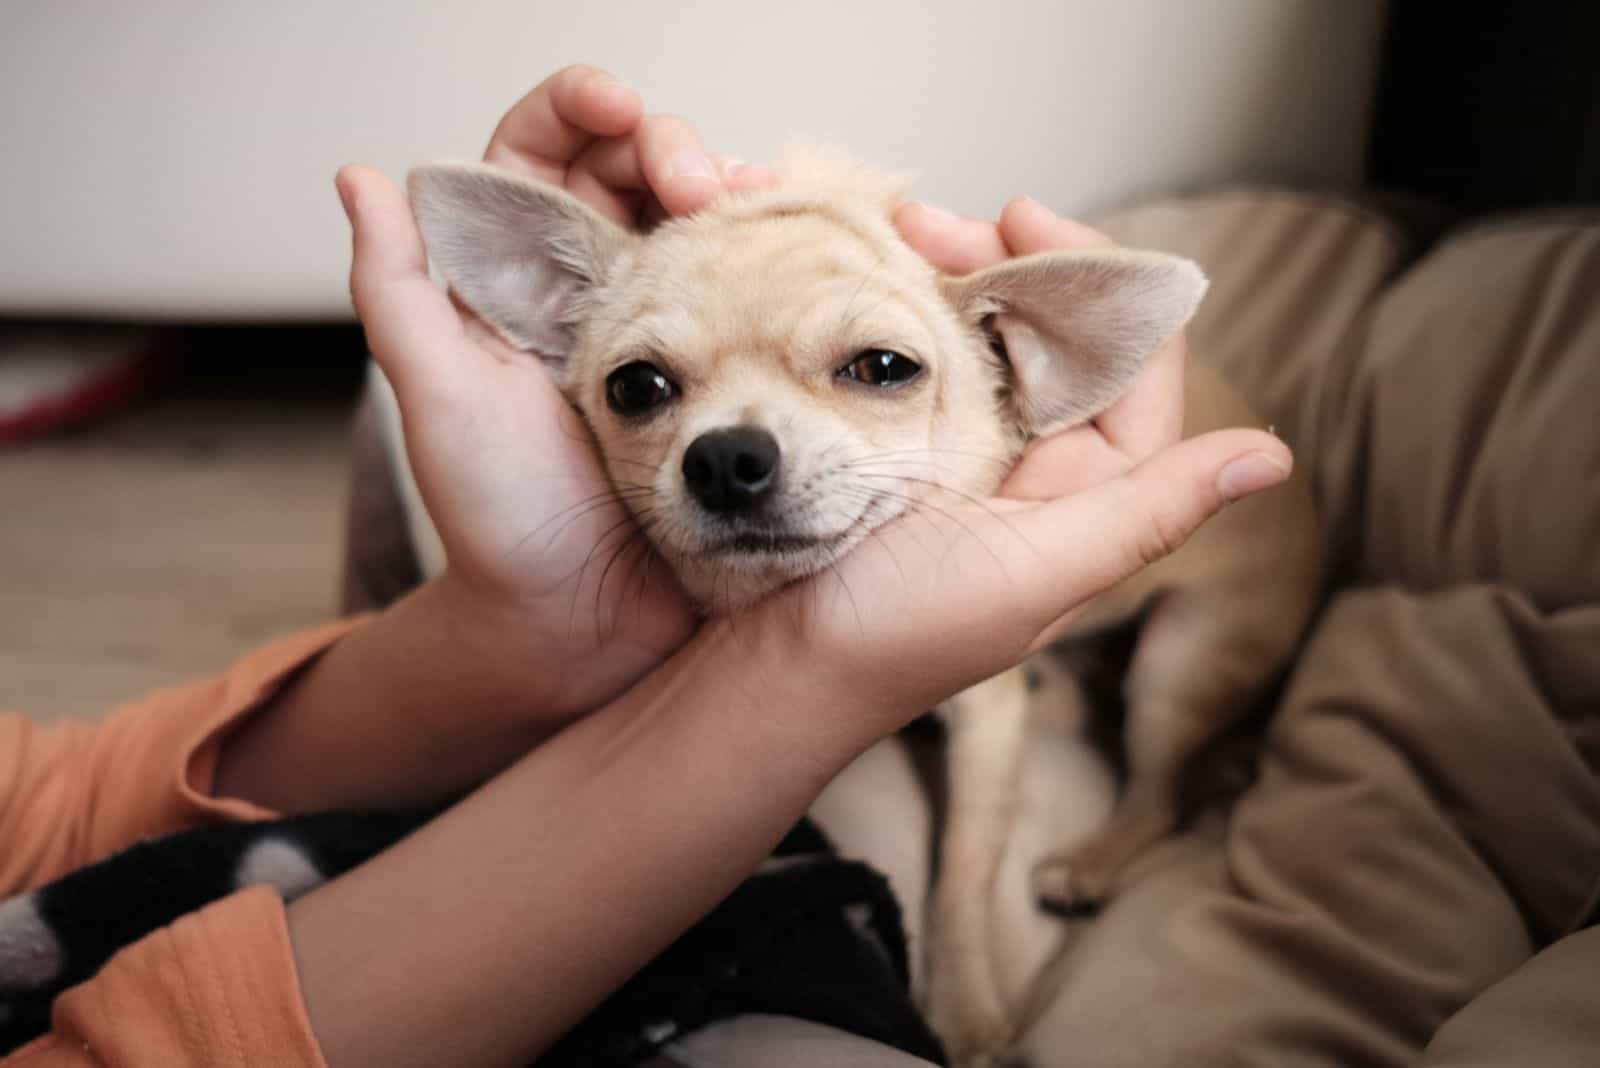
{"left": 1, "top": 336, "right": 367, "bottom": 720}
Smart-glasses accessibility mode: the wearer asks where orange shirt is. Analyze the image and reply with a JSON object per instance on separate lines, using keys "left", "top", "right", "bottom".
{"left": 1, "top": 620, "right": 361, "bottom": 1067}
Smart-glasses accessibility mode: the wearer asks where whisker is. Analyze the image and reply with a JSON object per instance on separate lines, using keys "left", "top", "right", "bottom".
{"left": 509, "top": 486, "right": 657, "bottom": 562}
{"left": 849, "top": 472, "right": 1023, "bottom": 541}
{"left": 605, "top": 457, "right": 661, "bottom": 473}
{"left": 594, "top": 526, "right": 653, "bottom": 641}
{"left": 839, "top": 446, "right": 1011, "bottom": 468}
{"left": 568, "top": 509, "right": 656, "bottom": 632}
{"left": 826, "top": 558, "right": 864, "bottom": 637}
{"left": 835, "top": 482, "right": 1012, "bottom": 578}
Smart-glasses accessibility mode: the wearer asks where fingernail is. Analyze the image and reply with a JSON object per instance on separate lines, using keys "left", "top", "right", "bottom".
{"left": 668, "top": 151, "right": 717, "bottom": 182}
{"left": 586, "top": 70, "right": 632, "bottom": 99}
{"left": 1216, "top": 451, "right": 1289, "bottom": 500}
{"left": 911, "top": 200, "right": 956, "bottom": 222}
{"left": 732, "top": 163, "right": 779, "bottom": 189}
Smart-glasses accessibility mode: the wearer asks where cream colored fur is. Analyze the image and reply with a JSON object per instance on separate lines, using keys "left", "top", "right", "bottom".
{"left": 395, "top": 146, "right": 1323, "bottom": 1067}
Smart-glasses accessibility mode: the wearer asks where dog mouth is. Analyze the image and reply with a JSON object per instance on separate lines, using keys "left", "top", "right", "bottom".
{"left": 710, "top": 531, "right": 833, "bottom": 556}
{"left": 691, "top": 492, "right": 895, "bottom": 569}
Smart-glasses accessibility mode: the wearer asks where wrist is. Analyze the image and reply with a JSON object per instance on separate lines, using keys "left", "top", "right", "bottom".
{"left": 214, "top": 577, "right": 571, "bottom": 813}
{"left": 662, "top": 613, "right": 904, "bottom": 781}
{"left": 434, "top": 563, "right": 696, "bottom": 723}
{"left": 421, "top": 570, "right": 564, "bottom": 717}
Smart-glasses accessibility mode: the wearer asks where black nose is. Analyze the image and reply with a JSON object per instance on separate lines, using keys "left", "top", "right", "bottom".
{"left": 682, "top": 427, "right": 780, "bottom": 513}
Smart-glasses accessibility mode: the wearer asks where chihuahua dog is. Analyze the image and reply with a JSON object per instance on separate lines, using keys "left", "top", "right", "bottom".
{"left": 396, "top": 146, "right": 1324, "bottom": 1066}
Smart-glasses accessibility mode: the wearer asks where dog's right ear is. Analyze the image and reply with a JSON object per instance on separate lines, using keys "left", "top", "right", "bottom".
{"left": 943, "top": 249, "right": 1207, "bottom": 437}
{"left": 407, "top": 163, "right": 636, "bottom": 371}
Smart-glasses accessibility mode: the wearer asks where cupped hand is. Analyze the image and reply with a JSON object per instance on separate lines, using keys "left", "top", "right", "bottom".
{"left": 748, "top": 426, "right": 1291, "bottom": 744}
{"left": 733, "top": 196, "right": 1277, "bottom": 741}
{"left": 337, "top": 68, "right": 770, "bottom": 720}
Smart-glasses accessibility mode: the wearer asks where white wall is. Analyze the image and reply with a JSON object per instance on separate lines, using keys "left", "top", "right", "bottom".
{"left": 0, "top": 0, "right": 1388, "bottom": 319}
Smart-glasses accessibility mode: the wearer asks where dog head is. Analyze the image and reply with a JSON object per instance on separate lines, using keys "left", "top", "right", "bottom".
{"left": 408, "top": 146, "right": 1205, "bottom": 610}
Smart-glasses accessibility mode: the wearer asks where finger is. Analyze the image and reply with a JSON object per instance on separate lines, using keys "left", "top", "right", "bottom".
{"left": 1013, "top": 429, "right": 1291, "bottom": 642}
{"left": 995, "top": 196, "right": 1114, "bottom": 256}
{"left": 709, "top": 153, "right": 743, "bottom": 181}
{"left": 893, "top": 201, "right": 1009, "bottom": 274}
{"left": 484, "top": 65, "right": 642, "bottom": 183}
{"left": 713, "top": 155, "right": 780, "bottom": 195}
{"left": 1091, "top": 330, "right": 1187, "bottom": 460}
{"left": 336, "top": 165, "right": 470, "bottom": 394}
{"left": 725, "top": 161, "right": 779, "bottom": 193}
{"left": 998, "top": 425, "right": 1131, "bottom": 501}
{"left": 634, "top": 114, "right": 722, "bottom": 216}
{"left": 564, "top": 136, "right": 649, "bottom": 226}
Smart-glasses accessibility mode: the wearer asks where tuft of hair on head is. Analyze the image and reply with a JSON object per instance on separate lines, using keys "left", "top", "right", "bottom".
{"left": 769, "top": 137, "right": 915, "bottom": 212}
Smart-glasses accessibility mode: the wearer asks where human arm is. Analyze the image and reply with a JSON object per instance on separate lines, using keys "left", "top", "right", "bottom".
{"left": 213, "top": 66, "right": 1191, "bottom": 817}
{"left": 2, "top": 138, "right": 1282, "bottom": 1068}
{"left": 268, "top": 156, "right": 1286, "bottom": 1067}
{"left": 2, "top": 415, "right": 1272, "bottom": 1066}
{"left": 292, "top": 405, "right": 1279, "bottom": 1068}
{"left": 0, "top": 623, "right": 357, "bottom": 896}
{"left": 210, "top": 66, "right": 781, "bottom": 814}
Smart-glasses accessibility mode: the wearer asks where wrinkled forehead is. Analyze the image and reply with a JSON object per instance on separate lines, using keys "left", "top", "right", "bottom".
{"left": 590, "top": 201, "right": 942, "bottom": 362}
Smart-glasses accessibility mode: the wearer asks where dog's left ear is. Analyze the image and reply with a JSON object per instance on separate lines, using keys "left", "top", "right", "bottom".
{"left": 943, "top": 250, "right": 1207, "bottom": 436}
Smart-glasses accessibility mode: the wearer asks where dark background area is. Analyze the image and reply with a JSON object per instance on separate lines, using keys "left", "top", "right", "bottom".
{"left": 1368, "top": 1, "right": 1600, "bottom": 214}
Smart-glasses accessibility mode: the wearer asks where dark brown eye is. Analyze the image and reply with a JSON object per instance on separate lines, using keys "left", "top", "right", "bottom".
{"left": 839, "top": 349, "right": 922, "bottom": 388}
{"left": 607, "top": 361, "right": 677, "bottom": 416}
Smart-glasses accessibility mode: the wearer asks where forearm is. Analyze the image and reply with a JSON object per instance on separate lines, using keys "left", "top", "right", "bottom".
{"left": 213, "top": 577, "right": 570, "bottom": 814}
{"left": 285, "top": 619, "right": 879, "bottom": 1068}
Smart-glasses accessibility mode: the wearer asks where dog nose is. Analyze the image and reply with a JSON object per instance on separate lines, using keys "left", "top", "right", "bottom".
{"left": 682, "top": 427, "right": 780, "bottom": 513}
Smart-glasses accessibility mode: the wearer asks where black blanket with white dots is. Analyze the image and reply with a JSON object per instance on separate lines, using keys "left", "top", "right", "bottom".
{"left": 0, "top": 811, "right": 945, "bottom": 1065}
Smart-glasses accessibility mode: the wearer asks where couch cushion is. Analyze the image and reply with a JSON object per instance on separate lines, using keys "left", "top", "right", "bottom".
{"left": 1317, "top": 215, "right": 1600, "bottom": 604}
{"left": 1094, "top": 189, "right": 1415, "bottom": 456}
{"left": 1015, "top": 585, "right": 1600, "bottom": 1068}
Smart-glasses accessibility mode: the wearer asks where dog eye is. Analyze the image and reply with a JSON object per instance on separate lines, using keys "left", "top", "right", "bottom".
{"left": 607, "top": 361, "right": 678, "bottom": 416}
{"left": 839, "top": 349, "right": 922, "bottom": 388}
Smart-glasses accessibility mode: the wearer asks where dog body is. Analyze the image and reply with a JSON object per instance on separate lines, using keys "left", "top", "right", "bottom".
{"left": 397, "top": 147, "right": 1323, "bottom": 1066}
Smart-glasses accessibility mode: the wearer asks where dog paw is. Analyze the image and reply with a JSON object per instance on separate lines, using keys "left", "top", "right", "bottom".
{"left": 0, "top": 894, "right": 64, "bottom": 989}
{"left": 924, "top": 977, "right": 1012, "bottom": 1068}
{"left": 938, "top": 1016, "right": 1014, "bottom": 1068}
{"left": 1032, "top": 851, "right": 1114, "bottom": 912}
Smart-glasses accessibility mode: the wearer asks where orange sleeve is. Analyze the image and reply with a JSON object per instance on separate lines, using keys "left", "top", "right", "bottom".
{"left": 0, "top": 621, "right": 374, "bottom": 1067}
{"left": 0, "top": 617, "right": 364, "bottom": 896}
{"left": 5, "top": 887, "right": 327, "bottom": 1068}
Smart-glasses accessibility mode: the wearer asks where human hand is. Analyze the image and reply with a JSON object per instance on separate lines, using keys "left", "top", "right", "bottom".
{"left": 482, "top": 63, "right": 776, "bottom": 225}
{"left": 336, "top": 68, "right": 773, "bottom": 720}
{"left": 738, "top": 416, "right": 1290, "bottom": 749}
{"left": 733, "top": 197, "right": 1269, "bottom": 743}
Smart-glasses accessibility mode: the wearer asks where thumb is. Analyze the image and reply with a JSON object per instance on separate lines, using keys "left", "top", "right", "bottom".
{"left": 336, "top": 164, "right": 471, "bottom": 405}
{"left": 1015, "top": 428, "right": 1292, "bottom": 649}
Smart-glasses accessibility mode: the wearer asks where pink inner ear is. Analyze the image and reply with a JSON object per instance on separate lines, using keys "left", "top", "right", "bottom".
{"left": 988, "top": 310, "right": 1098, "bottom": 435}
{"left": 959, "top": 250, "right": 1208, "bottom": 438}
